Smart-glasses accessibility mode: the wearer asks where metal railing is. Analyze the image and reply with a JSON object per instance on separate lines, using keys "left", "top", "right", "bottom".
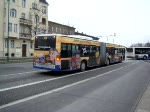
{"left": 19, "top": 33, "right": 32, "bottom": 39}
{"left": 20, "top": 18, "right": 32, "bottom": 25}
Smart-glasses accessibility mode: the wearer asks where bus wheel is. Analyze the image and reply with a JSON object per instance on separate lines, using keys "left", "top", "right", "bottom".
{"left": 143, "top": 56, "right": 147, "bottom": 60}
{"left": 106, "top": 59, "right": 110, "bottom": 66}
{"left": 80, "top": 61, "right": 86, "bottom": 72}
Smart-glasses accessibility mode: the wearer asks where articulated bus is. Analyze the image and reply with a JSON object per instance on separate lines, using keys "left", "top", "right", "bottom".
{"left": 126, "top": 47, "right": 150, "bottom": 60}
{"left": 106, "top": 43, "right": 125, "bottom": 65}
{"left": 33, "top": 34, "right": 125, "bottom": 71}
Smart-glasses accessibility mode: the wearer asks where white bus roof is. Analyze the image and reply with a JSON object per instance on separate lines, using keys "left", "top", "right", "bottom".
{"left": 67, "top": 35, "right": 93, "bottom": 41}
{"left": 35, "top": 33, "right": 67, "bottom": 37}
{"left": 127, "top": 47, "right": 150, "bottom": 48}
{"left": 34, "top": 34, "right": 93, "bottom": 41}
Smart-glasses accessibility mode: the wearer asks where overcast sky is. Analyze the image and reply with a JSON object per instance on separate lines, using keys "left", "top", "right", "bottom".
{"left": 48, "top": 0, "right": 150, "bottom": 47}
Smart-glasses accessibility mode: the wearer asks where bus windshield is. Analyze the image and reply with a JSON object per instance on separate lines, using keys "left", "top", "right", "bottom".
{"left": 34, "top": 36, "right": 56, "bottom": 51}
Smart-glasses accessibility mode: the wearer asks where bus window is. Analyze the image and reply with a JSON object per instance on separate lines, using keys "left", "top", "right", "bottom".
{"left": 93, "top": 46, "right": 97, "bottom": 53}
{"left": 34, "top": 36, "right": 56, "bottom": 51}
{"left": 72, "top": 45, "right": 76, "bottom": 56}
{"left": 135, "top": 48, "right": 142, "bottom": 54}
{"left": 80, "top": 45, "right": 90, "bottom": 57}
{"left": 67, "top": 44, "right": 72, "bottom": 57}
{"left": 126, "top": 48, "right": 133, "bottom": 53}
{"left": 111, "top": 48, "right": 115, "bottom": 55}
{"left": 115, "top": 49, "right": 118, "bottom": 54}
{"left": 72, "top": 44, "right": 80, "bottom": 56}
{"left": 61, "top": 44, "right": 72, "bottom": 58}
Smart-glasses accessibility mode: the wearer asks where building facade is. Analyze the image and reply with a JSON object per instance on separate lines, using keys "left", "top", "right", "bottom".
{"left": 48, "top": 21, "right": 76, "bottom": 35}
{"left": 0, "top": 0, "right": 49, "bottom": 57}
{"left": 48, "top": 21, "right": 98, "bottom": 40}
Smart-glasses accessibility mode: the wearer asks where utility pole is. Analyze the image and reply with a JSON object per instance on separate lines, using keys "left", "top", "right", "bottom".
{"left": 7, "top": 0, "right": 10, "bottom": 62}
{"left": 35, "top": 15, "right": 38, "bottom": 35}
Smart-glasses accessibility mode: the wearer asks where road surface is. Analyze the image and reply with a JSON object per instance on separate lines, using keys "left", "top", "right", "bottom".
{"left": 0, "top": 60, "right": 150, "bottom": 112}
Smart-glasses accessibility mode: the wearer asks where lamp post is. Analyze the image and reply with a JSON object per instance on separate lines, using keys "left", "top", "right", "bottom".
{"left": 97, "top": 34, "right": 114, "bottom": 43}
{"left": 105, "top": 35, "right": 113, "bottom": 42}
{"left": 113, "top": 33, "right": 116, "bottom": 44}
{"left": 7, "top": 0, "right": 10, "bottom": 62}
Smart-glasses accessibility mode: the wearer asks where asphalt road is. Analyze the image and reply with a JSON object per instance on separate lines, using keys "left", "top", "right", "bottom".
{"left": 0, "top": 60, "right": 150, "bottom": 112}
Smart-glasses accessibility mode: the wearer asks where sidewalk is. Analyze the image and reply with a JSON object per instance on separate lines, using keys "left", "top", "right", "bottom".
{"left": 0, "top": 57, "right": 33, "bottom": 64}
{"left": 135, "top": 83, "right": 150, "bottom": 112}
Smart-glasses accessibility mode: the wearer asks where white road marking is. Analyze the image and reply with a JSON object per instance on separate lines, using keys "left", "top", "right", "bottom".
{"left": 0, "top": 61, "right": 138, "bottom": 109}
{"left": 0, "top": 61, "right": 134, "bottom": 92}
{"left": 122, "top": 60, "right": 132, "bottom": 63}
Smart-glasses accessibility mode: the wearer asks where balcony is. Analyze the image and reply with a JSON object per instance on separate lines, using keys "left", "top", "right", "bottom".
{"left": 19, "top": 33, "right": 32, "bottom": 39}
{"left": 20, "top": 18, "right": 32, "bottom": 26}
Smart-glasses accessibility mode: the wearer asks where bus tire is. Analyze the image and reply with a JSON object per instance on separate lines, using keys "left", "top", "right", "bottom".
{"left": 80, "top": 61, "right": 86, "bottom": 72}
{"left": 106, "top": 59, "right": 110, "bottom": 66}
{"left": 143, "top": 56, "right": 147, "bottom": 60}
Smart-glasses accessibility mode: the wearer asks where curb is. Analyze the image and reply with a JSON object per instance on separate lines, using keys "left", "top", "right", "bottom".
{"left": 0, "top": 59, "right": 33, "bottom": 64}
{"left": 134, "top": 83, "right": 150, "bottom": 112}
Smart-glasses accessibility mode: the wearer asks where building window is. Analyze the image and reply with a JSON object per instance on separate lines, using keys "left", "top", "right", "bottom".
{"left": 12, "top": 0, "right": 15, "bottom": 3}
{"left": 22, "top": 13, "right": 25, "bottom": 19}
{"left": 10, "top": 9, "right": 17, "bottom": 17}
{"left": 42, "top": 18, "right": 46, "bottom": 24}
{"left": 22, "top": 0, "right": 26, "bottom": 8}
{"left": 63, "top": 29, "right": 65, "bottom": 33}
{"left": 30, "top": 41, "right": 33, "bottom": 49}
{"left": 11, "top": 40, "right": 15, "bottom": 48}
{"left": 9, "top": 23, "right": 12, "bottom": 32}
{"left": 42, "top": 6, "right": 46, "bottom": 14}
{"left": 14, "top": 24, "right": 17, "bottom": 33}
{"left": 60, "top": 28, "right": 61, "bottom": 33}
{"left": 52, "top": 27, "right": 53, "bottom": 32}
{"left": 4, "top": 23, "right": 6, "bottom": 32}
{"left": 21, "top": 26, "right": 25, "bottom": 33}
{"left": 56, "top": 27, "right": 57, "bottom": 32}
{"left": 49, "top": 27, "right": 50, "bottom": 32}
{"left": 5, "top": 39, "right": 8, "bottom": 48}
{"left": 4, "top": 8, "right": 6, "bottom": 17}
{"left": 32, "top": 3, "right": 37, "bottom": 9}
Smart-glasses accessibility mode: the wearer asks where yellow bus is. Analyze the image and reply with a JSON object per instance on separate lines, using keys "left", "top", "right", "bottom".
{"left": 33, "top": 34, "right": 125, "bottom": 71}
{"left": 106, "top": 43, "right": 125, "bottom": 65}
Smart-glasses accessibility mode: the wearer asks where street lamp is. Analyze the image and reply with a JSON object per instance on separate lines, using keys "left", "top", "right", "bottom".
{"left": 7, "top": 0, "right": 10, "bottom": 62}
{"left": 106, "top": 35, "right": 113, "bottom": 41}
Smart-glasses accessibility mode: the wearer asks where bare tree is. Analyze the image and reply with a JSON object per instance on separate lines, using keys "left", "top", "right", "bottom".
{"left": 130, "top": 41, "right": 150, "bottom": 47}
{"left": 29, "top": 0, "right": 47, "bottom": 36}
{"left": 144, "top": 41, "right": 150, "bottom": 47}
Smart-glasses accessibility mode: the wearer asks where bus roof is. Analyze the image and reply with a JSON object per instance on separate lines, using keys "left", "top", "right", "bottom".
{"left": 34, "top": 34, "right": 93, "bottom": 41}
{"left": 35, "top": 33, "right": 67, "bottom": 37}
{"left": 106, "top": 43, "right": 125, "bottom": 48}
{"left": 127, "top": 47, "right": 150, "bottom": 48}
{"left": 67, "top": 35, "right": 93, "bottom": 41}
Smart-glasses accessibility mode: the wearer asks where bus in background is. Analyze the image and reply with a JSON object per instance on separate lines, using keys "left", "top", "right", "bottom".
{"left": 115, "top": 44, "right": 126, "bottom": 61}
{"left": 33, "top": 34, "right": 125, "bottom": 72}
{"left": 106, "top": 43, "right": 125, "bottom": 65}
{"left": 126, "top": 47, "right": 150, "bottom": 60}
